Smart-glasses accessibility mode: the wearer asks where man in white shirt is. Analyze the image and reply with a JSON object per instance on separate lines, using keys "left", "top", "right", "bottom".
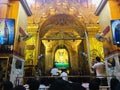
{"left": 92, "top": 57, "right": 105, "bottom": 78}
{"left": 92, "top": 56, "right": 108, "bottom": 86}
{"left": 60, "top": 69, "right": 68, "bottom": 81}
{"left": 50, "top": 65, "right": 59, "bottom": 76}
{"left": 92, "top": 61, "right": 105, "bottom": 78}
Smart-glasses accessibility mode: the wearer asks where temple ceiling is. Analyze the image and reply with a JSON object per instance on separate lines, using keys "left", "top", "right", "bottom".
{"left": 40, "top": 14, "right": 85, "bottom": 39}
{"left": 28, "top": 0, "right": 100, "bottom": 39}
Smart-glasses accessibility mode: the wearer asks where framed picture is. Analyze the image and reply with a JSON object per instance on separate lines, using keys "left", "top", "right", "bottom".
{"left": 0, "top": 18, "right": 15, "bottom": 45}
{"left": 111, "top": 19, "right": 120, "bottom": 45}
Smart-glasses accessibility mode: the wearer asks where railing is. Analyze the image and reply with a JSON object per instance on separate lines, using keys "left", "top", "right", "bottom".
{"left": 16, "top": 75, "right": 94, "bottom": 85}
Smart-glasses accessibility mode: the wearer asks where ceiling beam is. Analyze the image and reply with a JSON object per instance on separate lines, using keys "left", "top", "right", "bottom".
{"left": 41, "top": 37, "right": 85, "bottom": 40}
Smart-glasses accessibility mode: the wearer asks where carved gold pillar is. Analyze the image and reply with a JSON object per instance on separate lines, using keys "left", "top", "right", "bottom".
{"left": 70, "top": 48, "right": 78, "bottom": 71}
{"left": 45, "top": 46, "right": 53, "bottom": 72}
{"left": 69, "top": 40, "right": 81, "bottom": 71}
{"left": 42, "top": 41, "right": 53, "bottom": 72}
{"left": 35, "top": 32, "right": 40, "bottom": 65}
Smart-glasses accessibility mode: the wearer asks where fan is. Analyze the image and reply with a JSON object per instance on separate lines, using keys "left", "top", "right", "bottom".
{"left": 81, "top": 52, "right": 88, "bottom": 57}
{"left": 19, "top": 27, "right": 33, "bottom": 41}
{"left": 94, "top": 33, "right": 105, "bottom": 42}
{"left": 22, "top": 34, "right": 33, "bottom": 41}
{"left": 94, "top": 33, "right": 110, "bottom": 42}
{"left": 38, "top": 54, "right": 44, "bottom": 60}
{"left": 95, "top": 26, "right": 110, "bottom": 42}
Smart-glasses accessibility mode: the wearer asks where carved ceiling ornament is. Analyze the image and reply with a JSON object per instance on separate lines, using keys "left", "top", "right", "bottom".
{"left": 28, "top": 0, "right": 99, "bottom": 39}
{"left": 28, "top": 0, "right": 98, "bottom": 24}
{"left": 39, "top": 14, "right": 86, "bottom": 38}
